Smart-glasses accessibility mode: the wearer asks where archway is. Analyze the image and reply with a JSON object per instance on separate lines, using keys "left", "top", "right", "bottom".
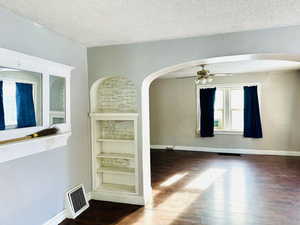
{"left": 141, "top": 53, "right": 300, "bottom": 203}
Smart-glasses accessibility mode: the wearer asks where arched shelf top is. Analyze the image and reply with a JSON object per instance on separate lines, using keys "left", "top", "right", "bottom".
{"left": 90, "top": 76, "right": 138, "bottom": 114}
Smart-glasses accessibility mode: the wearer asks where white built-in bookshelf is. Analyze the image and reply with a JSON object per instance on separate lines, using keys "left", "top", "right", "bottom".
{"left": 90, "top": 113, "right": 138, "bottom": 194}
{"left": 90, "top": 77, "right": 139, "bottom": 202}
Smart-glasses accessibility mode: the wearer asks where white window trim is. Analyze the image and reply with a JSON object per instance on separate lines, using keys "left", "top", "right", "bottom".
{"left": 0, "top": 47, "right": 74, "bottom": 163}
{"left": 196, "top": 82, "right": 262, "bottom": 136}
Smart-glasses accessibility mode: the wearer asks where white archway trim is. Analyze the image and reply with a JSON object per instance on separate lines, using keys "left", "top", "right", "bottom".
{"left": 140, "top": 53, "right": 300, "bottom": 203}
{"left": 144, "top": 53, "right": 300, "bottom": 85}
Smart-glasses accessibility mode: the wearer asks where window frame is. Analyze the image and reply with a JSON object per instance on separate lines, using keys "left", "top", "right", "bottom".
{"left": 0, "top": 47, "right": 74, "bottom": 164}
{"left": 0, "top": 47, "right": 73, "bottom": 142}
{"left": 196, "top": 83, "right": 262, "bottom": 135}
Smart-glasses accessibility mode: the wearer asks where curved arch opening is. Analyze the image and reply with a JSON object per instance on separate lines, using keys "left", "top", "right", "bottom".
{"left": 141, "top": 53, "right": 300, "bottom": 202}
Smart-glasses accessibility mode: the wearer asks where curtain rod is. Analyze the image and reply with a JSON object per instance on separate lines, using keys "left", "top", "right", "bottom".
{"left": 197, "top": 82, "right": 261, "bottom": 89}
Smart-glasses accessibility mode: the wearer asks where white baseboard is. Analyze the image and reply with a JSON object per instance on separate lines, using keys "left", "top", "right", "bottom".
{"left": 151, "top": 145, "right": 174, "bottom": 150}
{"left": 42, "top": 210, "right": 66, "bottom": 225}
{"left": 151, "top": 145, "right": 300, "bottom": 156}
{"left": 92, "top": 191, "right": 145, "bottom": 205}
{"left": 42, "top": 192, "right": 92, "bottom": 225}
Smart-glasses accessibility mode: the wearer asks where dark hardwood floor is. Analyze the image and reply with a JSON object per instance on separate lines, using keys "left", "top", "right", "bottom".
{"left": 60, "top": 150, "right": 300, "bottom": 225}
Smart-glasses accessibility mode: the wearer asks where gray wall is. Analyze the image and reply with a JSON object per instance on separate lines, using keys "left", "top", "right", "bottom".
{"left": 88, "top": 25, "right": 300, "bottom": 199}
{"left": 0, "top": 7, "right": 90, "bottom": 225}
{"left": 150, "top": 71, "right": 300, "bottom": 151}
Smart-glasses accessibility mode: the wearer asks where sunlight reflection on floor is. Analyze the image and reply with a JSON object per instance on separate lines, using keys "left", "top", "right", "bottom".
{"left": 160, "top": 173, "right": 188, "bottom": 187}
{"left": 230, "top": 166, "right": 247, "bottom": 215}
{"left": 128, "top": 168, "right": 229, "bottom": 225}
{"left": 185, "top": 168, "right": 226, "bottom": 190}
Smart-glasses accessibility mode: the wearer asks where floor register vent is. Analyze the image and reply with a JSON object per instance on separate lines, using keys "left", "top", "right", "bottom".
{"left": 66, "top": 184, "right": 89, "bottom": 219}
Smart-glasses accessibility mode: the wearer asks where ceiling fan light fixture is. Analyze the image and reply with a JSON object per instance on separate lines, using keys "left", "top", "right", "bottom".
{"left": 195, "top": 76, "right": 209, "bottom": 85}
{"left": 200, "top": 77, "right": 207, "bottom": 85}
{"left": 207, "top": 76, "right": 213, "bottom": 83}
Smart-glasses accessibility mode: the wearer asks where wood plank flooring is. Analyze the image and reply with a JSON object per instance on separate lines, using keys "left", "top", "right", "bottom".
{"left": 60, "top": 150, "right": 300, "bottom": 225}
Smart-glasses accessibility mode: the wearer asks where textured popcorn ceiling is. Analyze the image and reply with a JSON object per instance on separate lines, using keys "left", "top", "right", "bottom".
{"left": 1, "top": 0, "right": 300, "bottom": 46}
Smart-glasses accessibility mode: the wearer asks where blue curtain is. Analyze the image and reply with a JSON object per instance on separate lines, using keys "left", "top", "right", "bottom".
{"left": 16, "top": 83, "right": 36, "bottom": 128}
{"left": 0, "top": 81, "right": 5, "bottom": 130}
{"left": 200, "top": 88, "right": 216, "bottom": 137}
{"left": 243, "top": 86, "right": 262, "bottom": 138}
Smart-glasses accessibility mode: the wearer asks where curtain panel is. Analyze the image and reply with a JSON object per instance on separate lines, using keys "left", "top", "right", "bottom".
{"left": 0, "top": 81, "right": 5, "bottom": 130}
{"left": 16, "top": 83, "right": 36, "bottom": 128}
{"left": 243, "top": 86, "right": 263, "bottom": 138}
{"left": 200, "top": 87, "right": 216, "bottom": 137}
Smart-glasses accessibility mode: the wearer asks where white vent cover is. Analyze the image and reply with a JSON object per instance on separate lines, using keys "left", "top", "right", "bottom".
{"left": 66, "top": 184, "right": 89, "bottom": 219}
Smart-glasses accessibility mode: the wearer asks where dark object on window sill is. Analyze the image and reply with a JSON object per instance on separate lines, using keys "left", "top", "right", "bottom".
{"left": 0, "top": 127, "right": 58, "bottom": 145}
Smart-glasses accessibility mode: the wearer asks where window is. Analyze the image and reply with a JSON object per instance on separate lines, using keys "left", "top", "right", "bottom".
{"left": 214, "top": 89, "right": 225, "bottom": 130}
{"left": 0, "top": 70, "right": 42, "bottom": 130}
{"left": 2, "top": 81, "right": 17, "bottom": 128}
{"left": 230, "top": 88, "right": 243, "bottom": 131}
{"left": 0, "top": 47, "right": 72, "bottom": 164}
{"left": 0, "top": 78, "right": 41, "bottom": 130}
{"left": 213, "top": 87, "right": 244, "bottom": 132}
{"left": 49, "top": 75, "right": 66, "bottom": 125}
{"left": 197, "top": 84, "right": 251, "bottom": 134}
{"left": 2, "top": 80, "right": 40, "bottom": 129}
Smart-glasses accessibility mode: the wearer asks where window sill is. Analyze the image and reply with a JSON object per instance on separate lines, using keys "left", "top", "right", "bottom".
{"left": 215, "top": 130, "right": 243, "bottom": 135}
{"left": 196, "top": 130, "right": 243, "bottom": 135}
{"left": 0, "top": 132, "right": 71, "bottom": 163}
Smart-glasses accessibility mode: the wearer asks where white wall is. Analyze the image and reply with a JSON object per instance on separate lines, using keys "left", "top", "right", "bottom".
{"left": 150, "top": 70, "right": 300, "bottom": 152}
{"left": 0, "top": 7, "right": 90, "bottom": 225}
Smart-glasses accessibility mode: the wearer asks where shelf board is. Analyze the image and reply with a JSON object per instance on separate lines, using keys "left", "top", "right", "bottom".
{"left": 96, "top": 153, "right": 135, "bottom": 159}
{"left": 97, "top": 167, "right": 135, "bottom": 175}
{"left": 97, "top": 183, "right": 136, "bottom": 193}
{"left": 97, "top": 139, "right": 134, "bottom": 143}
{"left": 90, "top": 112, "right": 138, "bottom": 116}
{"left": 89, "top": 113, "right": 138, "bottom": 120}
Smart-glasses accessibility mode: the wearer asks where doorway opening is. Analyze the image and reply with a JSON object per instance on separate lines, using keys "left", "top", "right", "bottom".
{"left": 142, "top": 53, "right": 300, "bottom": 207}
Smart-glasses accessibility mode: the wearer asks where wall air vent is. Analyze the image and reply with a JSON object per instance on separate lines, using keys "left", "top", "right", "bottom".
{"left": 218, "top": 153, "right": 241, "bottom": 156}
{"left": 66, "top": 184, "right": 89, "bottom": 219}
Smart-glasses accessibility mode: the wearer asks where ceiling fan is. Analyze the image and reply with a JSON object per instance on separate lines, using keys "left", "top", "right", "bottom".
{"left": 177, "top": 64, "right": 232, "bottom": 85}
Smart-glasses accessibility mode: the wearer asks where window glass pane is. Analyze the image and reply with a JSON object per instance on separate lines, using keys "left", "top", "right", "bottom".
{"left": 214, "top": 110, "right": 224, "bottom": 129}
{"left": 49, "top": 75, "right": 66, "bottom": 125}
{"left": 231, "top": 110, "right": 243, "bottom": 130}
{"left": 231, "top": 89, "right": 243, "bottom": 109}
{"left": 215, "top": 89, "right": 224, "bottom": 109}
{"left": 3, "top": 81, "right": 17, "bottom": 127}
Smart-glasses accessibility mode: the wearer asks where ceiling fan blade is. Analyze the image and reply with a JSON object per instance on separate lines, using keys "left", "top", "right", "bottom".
{"left": 193, "top": 64, "right": 206, "bottom": 68}
{"left": 214, "top": 73, "right": 233, "bottom": 74}
{"left": 212, "top": 73, "right": 233, "bottom": 77}
{"left": 176, "top": 76, "right": 197, "bottom": 79}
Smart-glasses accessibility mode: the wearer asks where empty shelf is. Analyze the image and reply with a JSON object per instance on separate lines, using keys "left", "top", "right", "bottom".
{"left": 96, "top": 153, "right": 135, "bottom": 159}
{"left": 97, "top": 139, "right": 134, "bottom": 143}
{"left": 97, "top": 167, "right": 135, "bottom": 175}
{"left": 97, "top": 183, "right": 136, "bottom": 193}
